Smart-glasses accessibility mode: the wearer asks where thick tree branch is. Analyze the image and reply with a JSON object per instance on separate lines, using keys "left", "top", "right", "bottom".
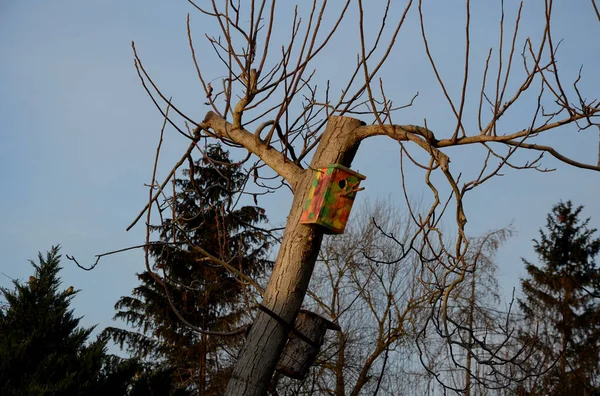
{"left": 356, "top": 113, "right": 600, "bottom": 172}
{"left": 200, "top": 111, "right": 304, "bottom": 188}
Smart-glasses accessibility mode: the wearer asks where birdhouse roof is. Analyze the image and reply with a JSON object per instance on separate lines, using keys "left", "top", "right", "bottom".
{"left": 323, "top": 164, "right": 366, "bottom": 180}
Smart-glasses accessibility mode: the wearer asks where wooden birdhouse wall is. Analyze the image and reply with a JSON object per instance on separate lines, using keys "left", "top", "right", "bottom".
{"left": 300, "top": 164, "right": 366, "bottom": 234}
{"left": 275, "top": 310, "right": 341, "bottom": 380}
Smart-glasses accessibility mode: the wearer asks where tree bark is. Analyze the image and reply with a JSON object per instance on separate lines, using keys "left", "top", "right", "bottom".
{"left": 224, "top": 116, "right": 365, "bottom": 396}
{"left": 335, "top": 331, "right": 346, "bottom": 396}
{"left": 464, "top": 266, "right": 477, "bottom": 396}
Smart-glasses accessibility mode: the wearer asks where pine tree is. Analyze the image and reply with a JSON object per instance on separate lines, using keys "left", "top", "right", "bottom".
{"left": 0, "top": 247, "right": 117, "bottom": 395}
{"left": 518, "top": 201, "right": 600, "bottom": 395}
{"left": 97, "top": 356, "right": 192, "bottom": 396}
{"left": 104, "top": 143, "right": 273, "bottom": 395}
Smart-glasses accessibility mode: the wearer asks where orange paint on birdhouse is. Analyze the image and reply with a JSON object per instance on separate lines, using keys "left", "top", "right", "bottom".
{"left": 300, "top": 164, "right": 366, "bottom": 234}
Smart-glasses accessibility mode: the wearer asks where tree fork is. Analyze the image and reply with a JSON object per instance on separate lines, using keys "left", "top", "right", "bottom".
{"left": 225, "top": 116, "right": 365, "bottom": 396}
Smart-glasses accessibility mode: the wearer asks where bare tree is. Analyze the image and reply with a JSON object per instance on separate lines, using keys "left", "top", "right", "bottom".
{"left": 121, "top": 1, "right": 600, "bottom": 394}
{"left": 271, "top": 200, "right": 430, "bottom": 395}
{"left": 268, "top": 202, "right": 517, "bottom": 396}
{"left": 416, "top": 228, "right": 519, "bottom": 395}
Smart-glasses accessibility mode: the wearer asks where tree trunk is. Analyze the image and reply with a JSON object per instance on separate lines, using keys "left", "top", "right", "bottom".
{"left": 335, "top": 331, "right": 346, "bottom": 396}
{"left": 225, "top": 116, "right": 364, "bottom": 396}
{"left": 199, "top": 332, "right": 206, "bottom": 396}
{"left": 464, "top": 268, "right": 476, "bottom": 396}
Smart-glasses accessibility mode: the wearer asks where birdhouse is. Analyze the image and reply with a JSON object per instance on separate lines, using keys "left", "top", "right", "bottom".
{"left": 300, "top": 164, "right": 366, "bottom": 234}
{"left": 275, "top": 310, "right": 340, "bottom": 379}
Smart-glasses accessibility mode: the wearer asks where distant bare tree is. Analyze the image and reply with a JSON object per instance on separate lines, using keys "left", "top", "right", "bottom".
{"left": 272, "top": 203, "right": 518, "bottom": 395}
{"left": 416, "top": 228, "right": 519, "bottom": 395}
{"left": 272, "top": 201, "right": 429, "bottom": 395}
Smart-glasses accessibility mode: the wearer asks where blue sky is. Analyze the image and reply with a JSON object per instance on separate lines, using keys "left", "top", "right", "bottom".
{"left": 1, "top": 0, "right": 599, "bottom": 343}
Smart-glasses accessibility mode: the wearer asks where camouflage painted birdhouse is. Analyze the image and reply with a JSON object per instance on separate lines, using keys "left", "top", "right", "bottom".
{"left": 300, "top": 164, "right": 366, "bottom": 234}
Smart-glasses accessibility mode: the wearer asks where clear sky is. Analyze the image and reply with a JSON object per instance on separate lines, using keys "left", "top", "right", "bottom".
{"left": 1, "top": 0, "right": 599, "bottom": 343}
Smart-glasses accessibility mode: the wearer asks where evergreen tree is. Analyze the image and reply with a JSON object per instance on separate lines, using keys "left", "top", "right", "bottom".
{"left": 104, "top": 143, "right": 273, "bottom": 395}
{"left": 0, "top": 247, "right": 120, "bottom": 395}
{"left": 518, "top": 201, "right": 600, "bottom": 395}
{"left": 97, "top": 356, "right": 191, "bottom": 396}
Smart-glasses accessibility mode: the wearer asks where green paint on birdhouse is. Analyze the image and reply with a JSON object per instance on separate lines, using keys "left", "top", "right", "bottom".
{"left": 300, "top": 164, "right": 366, "bottom": 234}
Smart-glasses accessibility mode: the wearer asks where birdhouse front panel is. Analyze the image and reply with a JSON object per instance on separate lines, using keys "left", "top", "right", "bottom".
{"left": 300, "top": 164, "right": 366, "bottom": 234}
